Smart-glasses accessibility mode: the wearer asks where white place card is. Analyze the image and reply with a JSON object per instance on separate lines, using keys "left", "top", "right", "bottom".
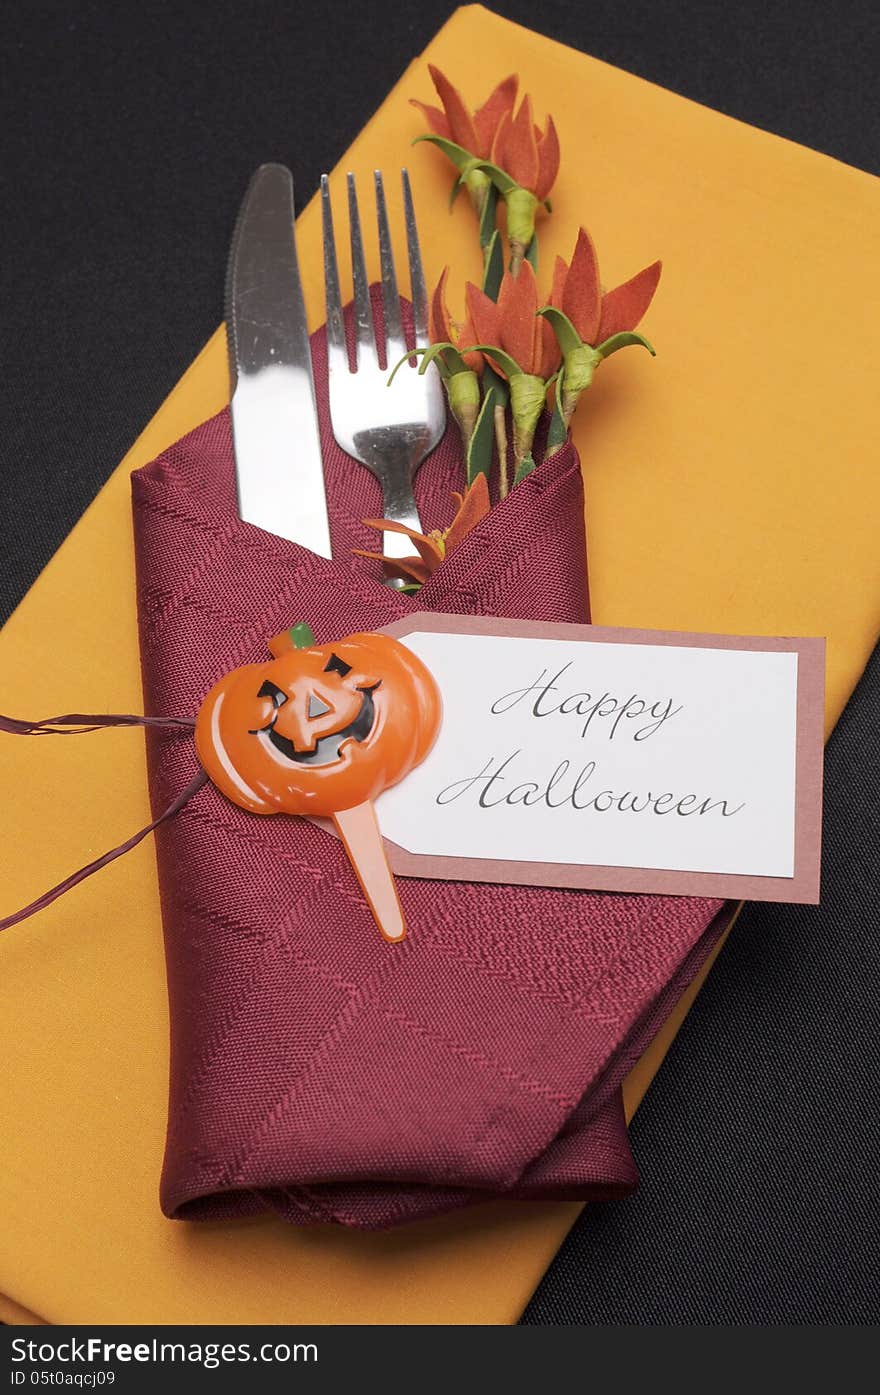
{"left": 374, "top": 615, "right": 824, "bottom": 903}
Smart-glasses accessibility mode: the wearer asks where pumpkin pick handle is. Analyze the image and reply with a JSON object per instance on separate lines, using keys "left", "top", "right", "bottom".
{"left": 332, "top": 802, "right": 406, "bottom": 943}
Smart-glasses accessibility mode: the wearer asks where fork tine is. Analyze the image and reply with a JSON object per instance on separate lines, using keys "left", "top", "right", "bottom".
{"left": 321, "top": 175, "right": 347, "bottom": 364}
{"left": 347, "top": 172, "right": 377, "bottom": 367}
{"left": 374, "top": 170, "right": 406, "bottom": 364}
{"left": 402, "top": 168, "right": 429, "bottom": 346}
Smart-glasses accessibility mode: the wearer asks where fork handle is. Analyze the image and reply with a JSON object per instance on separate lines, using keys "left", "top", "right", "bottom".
{"left": 378, "top": 470, "right": 422, "bottom": 564}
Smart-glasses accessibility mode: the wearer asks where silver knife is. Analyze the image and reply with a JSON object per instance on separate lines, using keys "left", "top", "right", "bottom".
{"left": 225, "top": 163, "right": 332, "bottom": 556}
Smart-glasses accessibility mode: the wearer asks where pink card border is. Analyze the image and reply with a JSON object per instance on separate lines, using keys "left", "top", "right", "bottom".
{"left": 378, "top": 613, "right": 825, "bottom": 905}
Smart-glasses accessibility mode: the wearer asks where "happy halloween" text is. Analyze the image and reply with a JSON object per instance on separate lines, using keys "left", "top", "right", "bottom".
{"left": 490, "top": 665, "right": 683, "bottom": 742}
{"left": 436, "top": 752, "right": 745, "bottom": 818}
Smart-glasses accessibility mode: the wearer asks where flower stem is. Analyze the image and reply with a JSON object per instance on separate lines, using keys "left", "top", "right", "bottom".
{"left": 562, "top": 396, "right": 578, "bottom": 430}
{"left": 494, "top": 402, "right": 509, "bottom": 498}
{"left": 509, "top": 241, "right": 525, "bottom": 276}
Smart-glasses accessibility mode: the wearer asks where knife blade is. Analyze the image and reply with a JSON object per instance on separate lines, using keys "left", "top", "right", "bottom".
{"left": 225, "top": 163, "right": 332, "bottom": 556}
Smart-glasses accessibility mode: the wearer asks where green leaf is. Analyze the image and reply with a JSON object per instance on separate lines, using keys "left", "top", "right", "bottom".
{"left": 426, "top": 343, "right": 469, "bottom": 377}
{"left": 513, "top": 453, "right": 538, "bottom": 485}
{"left": 448, "top": 175, "right": 464, "bottom": 210}
{"left": 478, "top": 182, "right": 498, "bottom": 248}
{"left": 387, "top": 342, "right": 467, "bottom": 385}
{"left": 546, "top": 371, "right": 569, "bottom": 450}
{"left": 536, "top": 305, "right": 583, "bottom": 357}
{"left": 388, "top": 345, "right": 431, "bottom": 384}
{"left": 399, "top": 583, "right": 422, "bottom": 594}
{"left": 596, "top": 331, "right": 656, "bottom": 359}
{"left": 466, "top": 386, "right": 498, "bottom": 484}
{"left": 461, "top": 343, "right": 523, "bottom": 380}
{"left": 469, "top": 158, "right": 519, "bottom": 196}
{"left": 481, "top": 229, "right": 504, "bottom": 302}
{"left": 412, "top": 133, "right": 478, "bottom": 175}
{"left": 525, "top": 233, "right": 539, "bottom": 273}
{"left": 388, "top": 345, "right": 425, "bottom": 384}
{"left": 482, "top": 360, "right": 509, "bottom": 409}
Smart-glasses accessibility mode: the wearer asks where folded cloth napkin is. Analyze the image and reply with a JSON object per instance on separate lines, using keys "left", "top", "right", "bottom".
{"left": 132, "top": 293, "right": 728, "bottom": 1229}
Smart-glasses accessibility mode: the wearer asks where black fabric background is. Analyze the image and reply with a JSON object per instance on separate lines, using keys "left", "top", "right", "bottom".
{"left": 2, "top": 0, "right": 878, "bottom": 1324}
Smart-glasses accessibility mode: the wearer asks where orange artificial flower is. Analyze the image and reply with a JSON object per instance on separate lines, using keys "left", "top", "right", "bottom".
{"left": 491, "top": 94, "right": 560, "bottom": 204}
{"left": 356, "top": 474, "right": 491, "bottom": 586}
{"left": 487, "top": 93, "right": 560, "bottom": 271}
{"left": 550, "top": 228, "right": 662, "bottom": 346}
{"left": 411, "top": 66, "right": 518, "bottom": 161}
{"left": 462, "top": 261, "right": 561, "bottom": 483}
{"left": 411, "top": 68, "right": 559, "bottom": 270}
{"left": 538, "top": 228, "right": 662, "bottom": 437}
{"left": 465, "top": 260, "right": 561, "bottom": 380}
{"left": 431, "top": 267, "right": 483, "bottom": 374}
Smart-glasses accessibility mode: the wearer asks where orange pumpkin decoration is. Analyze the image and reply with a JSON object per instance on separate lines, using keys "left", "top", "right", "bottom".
{"left": 195, "top": 623, "right": 442, "bottom": 942}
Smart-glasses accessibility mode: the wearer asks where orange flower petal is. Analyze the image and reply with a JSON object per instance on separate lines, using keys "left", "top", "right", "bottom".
{"left": 430, "top": 266, "right": 452, "bottom": 344}
{"left": 541, "top": 254, "right": 570, "bottom": 378}
{"left": 361, "top": 517, "right": 425, "bottom": 539}
{"left": 549, "top": 253, "right": 568, "bottom": 308}
{"left": 444, "top": 474, "right": 491, "bottom": 551}
{"left": 429, "top": 65, "right": 478, "bottom": 152}
{"left": 490, "top": 108, "right": 513, "bottom": 171}
{"left": 473, "top": 73, "right": 518, "bottom": 158}
{"left": 431, "top": 271, "right": 483, "bottom": 372}
{"left": 409, "top": 98, "right": 450, "bottom": 140}
{"left": 538, "top": 306, "right": 562, "bottom": 380}
{"left": 562, "top": 228, "right": 602, "bottom": 344}
{"left": 459, "top": 315, "right": 483, "bottom": 375}
{"left": 354, "top": 551, "right": 433, "bottom": 585}
{"left": 498, "top": 261, "right": 540, "bottom": 373}
{"left": 597, "top": 260, "right": 662, "bottom": 341}
{"left": 404, "top": 536, "right": 445, "bottom": 572}
{"left": 534, "top": 114, "right": 560, "bottom": 201}
{"left": 465, "top": 281, "right": 502, "bottom": 350}
{"left": 500, "top": 93, "right": 539, "bottom": 190}
{"left": 361, "top": 517, "right": 445, "bottom": 570}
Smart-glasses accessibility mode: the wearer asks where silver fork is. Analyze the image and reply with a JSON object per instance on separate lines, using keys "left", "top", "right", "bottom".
{"left": 320, "top": 169, "right": 445, "bottom": 574}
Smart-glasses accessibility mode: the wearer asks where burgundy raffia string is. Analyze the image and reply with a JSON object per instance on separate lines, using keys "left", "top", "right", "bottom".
{"left": 0, "top": 712, "right": 196, "bottom": 735}
{"left": 0, "top": 712, "right": 205, "bottom": 932}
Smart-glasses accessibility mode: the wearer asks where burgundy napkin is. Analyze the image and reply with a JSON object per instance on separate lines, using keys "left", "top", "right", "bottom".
{"left": 132, "top": 294, "right": 730, "bottom": 1228}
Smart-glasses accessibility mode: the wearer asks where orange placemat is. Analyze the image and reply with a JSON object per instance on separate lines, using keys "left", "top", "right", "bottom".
{"left": 2, "top": 4, "right": 878, "bottom": 1324}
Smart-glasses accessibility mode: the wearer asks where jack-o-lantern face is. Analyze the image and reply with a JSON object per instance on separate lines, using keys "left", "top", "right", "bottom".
{"left": 195, "top": 624, "right": 441, "bottom": 818}
{"left": 254, "top": 650, "right": 377, "bottom": 769}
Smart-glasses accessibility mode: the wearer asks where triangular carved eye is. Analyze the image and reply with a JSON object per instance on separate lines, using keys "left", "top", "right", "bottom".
{"left": 258, "top": 680, "right": 287, "bottom": 707}
{"left": 307, "top": 694, "right": 331, "bottom": 719}
{"left": 323, "top": 653, "right": 352, "bottom": 677}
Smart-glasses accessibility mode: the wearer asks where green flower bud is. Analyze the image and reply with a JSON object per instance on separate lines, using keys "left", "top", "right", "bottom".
{"left": 509, "top": 372, "right": 546, "bottom": 467}
{"left": 446, "top": 369, "right": 481, "bottom": 447}
{"left": 505, "top": 187, "right": 539, "bottom": 272}
{"left": 464, "top": 167, "right": 491, "bottom": 219}
{"left": 561, "top": 344, "right": 601, "bottom": 424}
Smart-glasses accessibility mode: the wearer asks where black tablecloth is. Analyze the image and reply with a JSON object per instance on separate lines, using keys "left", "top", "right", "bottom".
{"left": 2, "top": 0, "right": 877, "bottom": 1325}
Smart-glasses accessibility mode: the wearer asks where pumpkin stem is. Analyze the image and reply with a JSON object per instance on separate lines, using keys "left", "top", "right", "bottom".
{"left": 268, "top": 622, "right": 316, "bottom": 658}
{"left": 288, "top": 622, "right": 316, "bottom": 649}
